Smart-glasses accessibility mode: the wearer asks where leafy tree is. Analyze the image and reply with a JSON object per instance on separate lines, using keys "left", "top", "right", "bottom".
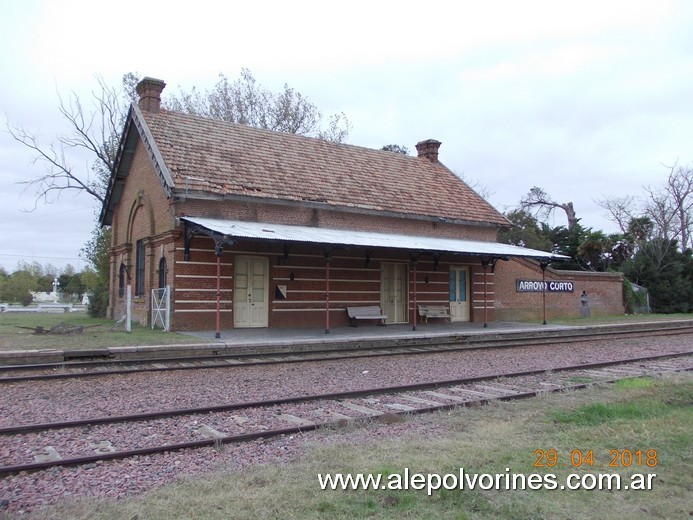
{"left": 0, "top": 270, "right": 38, "bottom": 304}
{"left": 623, "top": 239, "right": 693, "bottom": 313}
{"left": 499, "top": 209, "right": 553, "bottom": 251}
{"left": 381, "top": 144, "right": 410, "bottom": 155}
{"left": 543, "top": 223, "right": 588, "bottom": 270}
{"left": 59, "top": 272, "right": 85, "bottom": 301}
{"left": 81, "top": 225, "right": 111, "bottom": 317}
{"left": 577, "top": 230, "right": 609, "bottom": 271}
{"left": 36, "top": 274, "right": 54, "bottom": 293}
{"left": 165, "top": 69, "right": 351, "bottom": 142}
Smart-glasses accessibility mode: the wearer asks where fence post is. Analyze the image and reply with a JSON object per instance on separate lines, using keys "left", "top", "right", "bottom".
{"left": 126, "top": 284, "right": 132, "bottom": 333}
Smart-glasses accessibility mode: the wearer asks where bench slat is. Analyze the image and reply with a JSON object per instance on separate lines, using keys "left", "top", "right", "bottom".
{"left": 346, "top": 306, "right": 387, "bottom": 326}
{"left": 418, "top": 305, "right": 451, "bottom": 324}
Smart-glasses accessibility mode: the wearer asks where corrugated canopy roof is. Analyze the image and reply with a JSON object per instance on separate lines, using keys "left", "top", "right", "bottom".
{"left": 182, "top": 216, "right": 567, "bottom": 261}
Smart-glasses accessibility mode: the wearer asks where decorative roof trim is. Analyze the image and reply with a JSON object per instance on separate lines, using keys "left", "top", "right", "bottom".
{"left": 130, "top": 103, "right": 174, "bottom": 196}
{"left": 100, "top": 104, "right": 176, "bottom": 226}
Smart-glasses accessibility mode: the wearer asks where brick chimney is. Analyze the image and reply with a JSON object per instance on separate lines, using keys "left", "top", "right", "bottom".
{"left": 136, "top": 77, "right": 166, "bottom": 113}
{"left": 415, "top": 139, "right": 441, "bottom": 163}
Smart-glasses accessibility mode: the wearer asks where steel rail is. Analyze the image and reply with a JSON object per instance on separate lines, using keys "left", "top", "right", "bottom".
{"left": 2, "top": 322, "right": 692, "bottom": 384}
{"left": 0, "top": 352, "right": 689, "bottom": 477}
{"left": 1, "top": 351, "right": 690, "bottom": 436}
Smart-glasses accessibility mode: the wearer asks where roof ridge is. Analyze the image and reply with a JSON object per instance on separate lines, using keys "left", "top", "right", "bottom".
{"left": 152, "top": 108, "right": 432, "bottom": 162}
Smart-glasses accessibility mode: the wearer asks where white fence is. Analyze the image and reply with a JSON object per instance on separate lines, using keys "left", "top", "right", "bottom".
{"left": 0, "top": 304, "right": 86, "bottom": 313}
{"left": 151, "top": 286, "right": 171, "bottom": 331}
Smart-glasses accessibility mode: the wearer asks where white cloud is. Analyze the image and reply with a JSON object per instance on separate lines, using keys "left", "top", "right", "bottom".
{"left": 0, "top": 0, "right": 692, "bottom": 270}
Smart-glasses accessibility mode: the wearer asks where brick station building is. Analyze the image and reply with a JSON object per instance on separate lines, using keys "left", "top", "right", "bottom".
{"left": 100, "top": 77, "right": 623, "bottom": 334}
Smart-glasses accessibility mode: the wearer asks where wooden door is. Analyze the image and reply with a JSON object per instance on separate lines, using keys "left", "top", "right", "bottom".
{"left": 234, "top": 256, "right": 269, "bottom": 328}
{"left": 449, "top": 267, "right": 469, "bottom": 322}
{"left": 381, "top": 262, "right": 408, "bottom": 323}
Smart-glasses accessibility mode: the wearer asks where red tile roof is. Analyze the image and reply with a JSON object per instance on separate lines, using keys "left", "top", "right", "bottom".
{"left": 141, "top": 109, "right": 508, "bottom": 226}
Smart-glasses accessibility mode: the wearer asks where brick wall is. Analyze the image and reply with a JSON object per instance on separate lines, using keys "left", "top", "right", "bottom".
{"left": 170, "top": 234, "right": 492, "bottom": 330}
{"left": 494, "top": 258, "right": 624, "bottom": 321}
{"left": 108, "top": 139, "right": 177, "bottom": 324}
{"left": 177, "top": 199, "right": 498, "bottom": 242}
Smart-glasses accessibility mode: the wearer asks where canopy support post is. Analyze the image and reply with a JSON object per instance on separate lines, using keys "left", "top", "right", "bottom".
{"left": 324, "top": 247, "right": 332, "bottom": 334}
{"left": 539, "top": 260, "right": 550, "bottom": 325}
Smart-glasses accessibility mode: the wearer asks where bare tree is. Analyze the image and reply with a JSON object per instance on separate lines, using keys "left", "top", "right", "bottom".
{"left": 165, "top": 69, "right": 352, "bottom": 142}
{"left": 601, "top": 163, "right": 693, "bottom": 252}
{"left": 520, "top": 186, "right": 579, "bottom": 230}
{"left": 7, "top": 75, "right": 129, "bottom": 206}
{"left": 8, "top": 70, "right": 353, "bottom": 210}
{"left": 645, "top": 162, "right": 693, "bottom": 251}
{"left": 597, "top": 195, "right": 638, "bottom": 234}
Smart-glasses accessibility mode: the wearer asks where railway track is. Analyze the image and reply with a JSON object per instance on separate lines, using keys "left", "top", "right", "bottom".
{"left": 1, "top": 351, "right": 690, "bottom": 477}
{"left": 2, "top": 321, "right": 692, "bottom": 383}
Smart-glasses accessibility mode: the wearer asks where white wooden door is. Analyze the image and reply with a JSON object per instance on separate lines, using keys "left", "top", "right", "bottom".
{"left": 234, "top": 256, "right": 269, "bottom": 328}
{"left": 449, "top": 267, "right": 469, "bottom": 322}
{"left": 381, "top": 262, "right": 408, "bottom": 323}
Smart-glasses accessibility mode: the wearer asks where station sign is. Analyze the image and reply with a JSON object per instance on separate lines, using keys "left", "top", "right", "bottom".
{"left": 516, "top": 280, "right": 575, "bottom": 292}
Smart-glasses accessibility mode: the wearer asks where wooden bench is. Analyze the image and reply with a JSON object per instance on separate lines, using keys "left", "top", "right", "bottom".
{"left": 418, "top": 305, "right": 451, "bottom": 324}
{"left": 346, "top": 306, "right": 388, "bottom": 327}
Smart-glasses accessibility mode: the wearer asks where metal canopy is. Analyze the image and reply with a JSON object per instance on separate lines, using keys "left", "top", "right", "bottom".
{"left": 181, "top": 216, "right": 567, "bottom": 261}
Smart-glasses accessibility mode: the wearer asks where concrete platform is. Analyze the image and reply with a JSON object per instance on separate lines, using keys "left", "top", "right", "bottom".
{"left": 1, "top": 319, "right": 690, "bottom": 365}
{"left": 181, "top": 320, "right": 567, "bottom": 347}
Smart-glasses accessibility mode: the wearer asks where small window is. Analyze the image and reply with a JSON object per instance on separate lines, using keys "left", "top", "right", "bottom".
{"left": 158, "top": 257, "right": 168, "bottom": 289}
{"left": 118, "top": 263, "right": 126, "bottom": 298}
{"left": 135, "top": 240, "right": 146, "bottom": 297}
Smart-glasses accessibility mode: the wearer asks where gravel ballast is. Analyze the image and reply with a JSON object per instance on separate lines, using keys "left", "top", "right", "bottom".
{"left": 0, "top": 333, "right": 691, "bottom": 515}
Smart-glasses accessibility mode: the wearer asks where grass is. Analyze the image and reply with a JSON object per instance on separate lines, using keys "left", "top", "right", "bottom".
{"left": 20, "top": 373, "right": 692, "bottom": 519}
{"left": 0, "top": 312, "right": 195, "bottom": 351}
{"left": 1, "top": 312, "right": 690, "bottom": 353}
{"left": 547, "top": 312, "right": 692, "bottom": 326}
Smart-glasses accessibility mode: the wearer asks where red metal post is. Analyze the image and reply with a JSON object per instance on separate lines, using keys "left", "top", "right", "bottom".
{"left": 539, "top": 262, "right": 548, "bottom": 325}
{"left": 412, "top": 262, "right": 417, "bottom": 331}
{"left": 325, "top": 257, "right": 331, "bottom": 334}
{"left": 483, "top": 263, "right": 488, "bottom": 328}
{"left": 542, "top": 264, "right": 547, "bottom": 325}
{"left": 215, "top": 252, "right": 221, "bottom": 339}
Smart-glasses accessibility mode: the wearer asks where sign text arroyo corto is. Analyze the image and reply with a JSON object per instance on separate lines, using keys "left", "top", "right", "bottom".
{"left": 516, "top": 280, "right": 575, "bottom": 292}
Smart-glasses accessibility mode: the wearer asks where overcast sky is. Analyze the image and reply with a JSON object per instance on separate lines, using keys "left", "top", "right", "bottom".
{"left": 1, "top": 0, "right": 691, "bottom": 273}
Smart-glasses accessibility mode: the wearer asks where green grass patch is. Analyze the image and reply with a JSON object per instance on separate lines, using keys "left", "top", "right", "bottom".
{"left": 547, "top": 312, "right": 693, "bottom": 326}
{"left": 23, "top": 373, "right": 692, "bottom": 520}
{"left": 550, "top": 399, "right": 664, "bottom": 426}
{"left": 613, "top": 377, "right": 654, "bottom": 389}
{"left": 0, "top": 312, "right": 194, "bottom": 351}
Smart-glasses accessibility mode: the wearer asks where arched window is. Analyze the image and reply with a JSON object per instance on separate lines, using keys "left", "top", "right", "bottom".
{"left": 118, "top": 263, "right": 126, "bottom": 298}
{"left": 135, "top": 240, "right": 145, "bottom": 297}
{"left": 158, "top": 257, "right": 168, "bottom": 289}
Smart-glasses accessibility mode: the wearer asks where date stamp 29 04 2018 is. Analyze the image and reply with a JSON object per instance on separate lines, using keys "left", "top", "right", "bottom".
{"left": 534, "top": 449, "right": 658, "bottom": 469}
